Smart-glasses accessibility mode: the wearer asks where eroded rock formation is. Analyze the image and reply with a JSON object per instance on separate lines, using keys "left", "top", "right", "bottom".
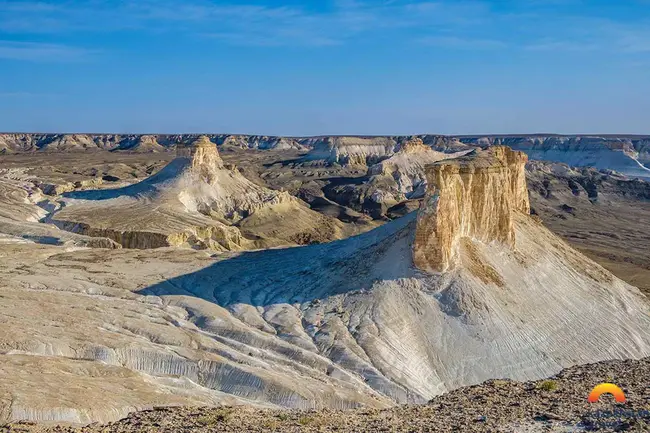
{"left": 459, "top": 135, "right": 650, "bottom": 180}
{"left": 3, "top": 145, "right": 650, "bottom": 423}
{"left": 413, "top": 146, "right": 530, "bottom": 272}
{"left": 4, "top": 133, "right": 648, "bottom": 178}
{"left": 47, "top": 137, "right": 354, "bottom": 250}
{"left": 367, "top": 138, "right": 471, "bottom": 199}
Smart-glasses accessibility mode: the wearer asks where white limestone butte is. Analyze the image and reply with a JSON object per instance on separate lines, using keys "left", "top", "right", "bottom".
{"left": 367, "top": 138, "right": 472, "bottom": 201}
{"left": 49, "top": 136, "right": 349, "bottom": 250}
{"left": 1, "top": 145, "right": 650, "bottom": 423}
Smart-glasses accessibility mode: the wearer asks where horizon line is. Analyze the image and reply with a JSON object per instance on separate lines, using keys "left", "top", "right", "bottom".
{"left": 2, "top": 132, "right": 650, "bottom": 138}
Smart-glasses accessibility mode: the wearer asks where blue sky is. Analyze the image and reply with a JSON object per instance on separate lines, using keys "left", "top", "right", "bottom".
{"left": 1, "top": 0, "right": 649, "bottom": 135}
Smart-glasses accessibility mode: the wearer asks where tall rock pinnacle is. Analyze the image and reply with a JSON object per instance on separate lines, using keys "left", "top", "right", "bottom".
{"left": 175, "top": 136, "right": 225, "bottom": 183}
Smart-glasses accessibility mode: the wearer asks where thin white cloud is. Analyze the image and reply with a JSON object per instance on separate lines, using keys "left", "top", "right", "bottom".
{"left": 418, "top": 36, "right": 506, "bottom": 49}
{"left": 0, "top": 41, "right": 93, "bottom": 61}
{"left": 0, "top": 1, "right": 58, "bottom": 13}
{"left": 618, "top": 31, "right": 650, "bottom": 52}
{"left": 522, "top": 17, "right": 650, "bottom": 54}
{"left": 0, "top": 0, "right": 649, "bottom": 53}
{"left": 524, "top": 40, "right": 599, "bottom": 52}
{"left": 0, "top": 0, "right": 495, "bottom": 45}
{"left": 206, "top": 32, "right": 341, "bottom": 47}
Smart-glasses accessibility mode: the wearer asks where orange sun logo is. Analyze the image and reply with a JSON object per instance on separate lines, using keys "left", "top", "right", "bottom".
{"left": 588, "top": 383, "right": 626, "bottom": 403}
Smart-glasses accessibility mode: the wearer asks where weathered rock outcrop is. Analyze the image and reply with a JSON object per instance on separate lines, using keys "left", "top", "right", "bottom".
{"left": 220, "top": 135, "right": 306, "bottom": 150}
{"left": 319, "top": 138, "right": 473, "bottom": 219}
{"left": 0, "top": 134, "right": 308, "bottom": 153}
{"left": 326, "top": 137, "right": 398, "bottom": 166}
{"left": 0, "top": 172, "right": 121, "bottom": 248}
{"left": 459, "top": 135, "right": 650, "bottom": 180}
{"left": 48, "top": 137, "right": 352, "bottom": 250}
{"left": 171, "top": 136, "right": 296, "bottom": 221}
{"left": 2, "top": 133, "right": 648, "bottom": 181}
{"left": 310, "top": 136, "right": 470, "bottom": 167}
{"left": 50, "top": 219, "right": 242, "bottom": 250}
{"left": 413, "top": 146, "right": 530, "bottom": 272}
{"left": 368, "top": 138, "right": 471, "bottom": 199}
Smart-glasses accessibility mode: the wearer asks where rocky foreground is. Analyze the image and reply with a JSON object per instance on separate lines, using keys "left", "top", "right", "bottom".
{"left": 4, "top": 358, "right": 650, "bottom": 432}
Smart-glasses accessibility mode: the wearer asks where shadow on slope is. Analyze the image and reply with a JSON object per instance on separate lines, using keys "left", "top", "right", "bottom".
{"left": 137, "top": 212, "right": 420, "bottom": 307}
{"left": 61, "top": 159, "right": 190, "bottom": 201}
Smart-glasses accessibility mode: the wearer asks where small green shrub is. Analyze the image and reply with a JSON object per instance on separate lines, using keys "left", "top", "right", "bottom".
{"left": 538, "top": 380, "right": 558, "bottom": 392}
{"left": 296, "top": 415, "right": 328, "bottom": 428}
{"left": 262, "top": 419, "right": 280, "bottom": 430}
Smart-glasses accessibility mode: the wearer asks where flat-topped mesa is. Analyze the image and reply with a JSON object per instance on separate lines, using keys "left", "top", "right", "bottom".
{"left": 397, "top": 137, "right": 430, "bottom": 154}
{"left": 413, "top": 146, "right": 530, "bottom": 273}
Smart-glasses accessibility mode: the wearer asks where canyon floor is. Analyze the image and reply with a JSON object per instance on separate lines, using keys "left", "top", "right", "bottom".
{"left": 3, "top": 358, "right": 650, "bottom": 432}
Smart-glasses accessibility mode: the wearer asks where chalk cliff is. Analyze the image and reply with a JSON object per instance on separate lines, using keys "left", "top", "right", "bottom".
{"left": 413, "top": 146, "right": 530, "bottom": 272}
{"left": 459, "top": 135, "right": 650, "bottom": 180}
{"left": 367, "top": 138, "right": 471, "bottom": 199}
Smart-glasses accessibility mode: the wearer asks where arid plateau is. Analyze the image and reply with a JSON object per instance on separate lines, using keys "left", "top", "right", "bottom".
{"left": 1, "top": 133, "right": 649, "bottom": 432}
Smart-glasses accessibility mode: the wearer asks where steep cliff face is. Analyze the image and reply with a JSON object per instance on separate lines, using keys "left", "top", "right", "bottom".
{"left": 312, "top": 136, "right": 470, "bottom": 167}
{"left": 413, "top": 146, "right": 530, "bottom": 273}
{"left": 176, "top": 135, "right": 225, "bottom": 179}
{"left": 368, "top": 138, "right": 471, "bottom": 199}
{"left": 50, "top": 218, "right": 243, "bottom": 250}
{"left": 326, "top": 137, "right": 398, "bottom": 166}
{"left": 458, "top": 135, "right": 650, "bottom": 180}
{"left": 220, "top": 135, "right": 306, "bottom": 150}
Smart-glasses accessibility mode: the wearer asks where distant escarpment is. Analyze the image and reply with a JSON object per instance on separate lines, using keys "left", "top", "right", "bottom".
{"left": 0, "top": 133, "right": 467, "bottom": 157}
{"left": 458, "top": 135, "right": 650, "bottom": 179}
{"left": 308, "top": 136, "right": 470, "bottom": 167}
{"left": 318, "top": 138, "right": 471, "bottom": 219}
{"left": 4, "top": 132, "right": 649, "bottom": 179}
{"left": 367, "top": 138, "right": 472, "bottom": 199}
{"left": 4, "top": 133, "right": 648, "bottom": 181}
{"left": 0, "top": 134, "right": 309, "bottom": 153}
{"left": 413, "top": 146, "right": 530, "bottom": 272}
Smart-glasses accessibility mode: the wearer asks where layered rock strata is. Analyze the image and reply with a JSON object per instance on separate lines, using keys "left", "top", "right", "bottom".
{"left": 367, "top": 138, "right": 471, "bottom": 199}
{"left": 0, "top": 134, "right": 308, "bottom": 153}
{"left": 413, "top": 146, "right": 530, "bottom": 272}
{"left": 459, "top": 135, "right": 650, "bottom": 179}
{"left": 4, "top": 133, "right": 649, "bottom": 179}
